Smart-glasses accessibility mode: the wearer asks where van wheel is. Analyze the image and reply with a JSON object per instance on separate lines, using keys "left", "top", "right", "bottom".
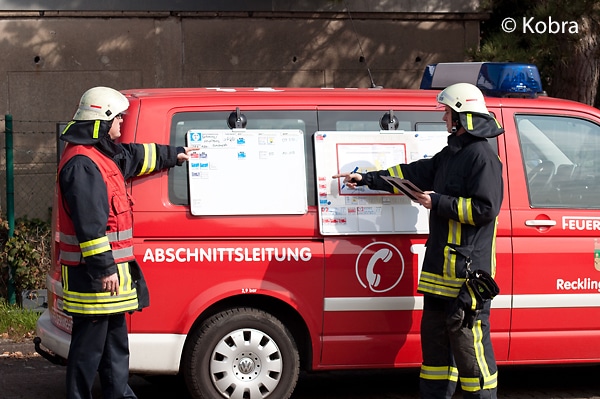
{"left": 182, "top": 307, "right": 300, "bottom": 399}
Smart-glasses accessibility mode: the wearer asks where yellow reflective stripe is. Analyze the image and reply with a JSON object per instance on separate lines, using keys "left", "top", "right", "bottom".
{"left": 64, "top": 230, "right": 133, "bottom": 262}
{"left": 457, "top": 197, "right": 474, "bottom": 225}
{"left": 117, "top": 262, "right": 130, "bottom": 292}
{"left": 417, "top": 271, "right": 464, "bottom": 298}
{"left": 455, "top": 320, "right": 498, "bottom": 393}
{"left": 443, "top": 244, "right": 457, "bottom": 279}
{"left": 460, "top": 376, "right": 481, "bottom": 392}
{"left": 451, "top": 219, "right": 462, "bottom": 246}
{"left": 387, "top": 165, "right": 404, "bottom": 178}
{"left": 139, "top": 143, "right": 150, "bottom": 174}
{"left": 419, "top": 365, "right": 459, "bottom": 382}
{"left": 444, "top": 220, "right": 461, "bottom": 278}
{"left": 80, "top": 236, "right": 111, "bottom": 257}
{"left": 483, "top": 371, "right": 498, "bottom": 390}
{"left": 62, "top": 265, "right": 69, "bottom": 291}
{"left": 466, "top": 113, "right": 474, "bottom": 131}
{"left": 64, "top": 288, "right": 137, "bottom": 303}
{"left": 467, "top": 284, "right": 478, "bottom": 311}
{"left": 491, "top": 217, "right": 498, "bottom": 278}
{"left": 92, "top": 120, "right": 101, "bottom": 139}
{"left": 472, "top": 319, "right": 497, "bottom": 390}
{"left": 63, "top": 298, "right": 139, "bottom": 315}
{"left": 80, "top": 236, "right": 109, "bottom": 250}
{"left": 138, "top": 143, "right": 157, "bottom": 175}
{"left": 384, "top": 166, "right": 406, "bottom": 194}
{"left": 417, "top": 282, "right": 461, "bottom": 298}
{"left": 62, "top": 262, "right": 138, "bottom": 315}
{"left": 419, "top": 218, "right": 469, "bottom": 297}
{"left": 494, "top": 117, "right": 502, "bottom": 128}
{"left": 418, "top": 271, "right": 465, "bottom": 289}
{"left": 61, "top": 121, "right": 76, "bottom": 135}
{"left": 459, "top": 373, "right": 498, "bottom": 392}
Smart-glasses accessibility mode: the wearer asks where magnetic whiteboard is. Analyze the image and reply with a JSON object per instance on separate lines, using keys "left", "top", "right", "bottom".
{"left": 187, "top": 129, "right": 307, "bottom": 215}
{"left": 314, "top": 130, "right": 448, "bottom": 235}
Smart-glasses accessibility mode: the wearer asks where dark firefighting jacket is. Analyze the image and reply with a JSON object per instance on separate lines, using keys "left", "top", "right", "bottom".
{"left": 57, "top": 120, "right": 183, "bottom": 315}
{"left": 358, "top": 132, "right": 503, "bottom": 300}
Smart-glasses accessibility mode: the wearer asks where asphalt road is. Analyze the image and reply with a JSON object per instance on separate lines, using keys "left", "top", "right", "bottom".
{"left": 3, "top": 339, "right": 600, "bottom": 399}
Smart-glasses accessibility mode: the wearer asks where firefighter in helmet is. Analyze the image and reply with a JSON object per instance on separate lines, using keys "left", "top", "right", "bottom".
{"left": 57, "top": 86, "right": 194, "bottom": 399}
{"left": 333, "top": 82, "right": 504, "bottom": 399}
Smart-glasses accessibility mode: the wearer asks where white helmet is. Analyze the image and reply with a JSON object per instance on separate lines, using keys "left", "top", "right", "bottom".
{"left": 437, "top": 83, "right": 489, "bottom": 115}
{"left": 73, "top": 86, "right": 129, "bottom": 121}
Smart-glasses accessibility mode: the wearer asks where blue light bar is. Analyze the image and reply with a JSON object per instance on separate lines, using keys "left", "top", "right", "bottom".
{"left": 420, "top": 62, "right": 544, "bottom": 98}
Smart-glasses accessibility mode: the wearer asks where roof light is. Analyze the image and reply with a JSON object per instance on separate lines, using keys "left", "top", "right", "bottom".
{"left": 420, "top": 62, "right": 544, "bottom": 98}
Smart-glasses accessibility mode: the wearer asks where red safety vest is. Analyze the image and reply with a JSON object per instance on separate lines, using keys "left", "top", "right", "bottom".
{"left": 57, "top": 144, "right": 135, "bottom": 266}
{"left": 57, "top": 144, "right": 139, "bottom": 315}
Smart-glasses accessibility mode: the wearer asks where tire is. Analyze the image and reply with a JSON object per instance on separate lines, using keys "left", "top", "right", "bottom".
{"left": 182, "top": 307, "right": 300, "bottom": 399}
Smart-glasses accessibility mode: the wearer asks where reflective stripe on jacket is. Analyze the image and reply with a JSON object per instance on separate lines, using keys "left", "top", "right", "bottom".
{"left": 61, "top": 262, "right": 139, "bottom": 315}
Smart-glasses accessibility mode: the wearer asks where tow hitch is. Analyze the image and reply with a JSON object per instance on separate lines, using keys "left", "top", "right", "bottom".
{"left": 33, "top": 337, "right": 67, "bottom": 366}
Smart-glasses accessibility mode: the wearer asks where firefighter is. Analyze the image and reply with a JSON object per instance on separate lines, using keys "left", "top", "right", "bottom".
{"left": 333, "top": 82, "right": 504, "bottom": 398}
{"left": 57, "top": 86, "right": 194, "bottom": 399}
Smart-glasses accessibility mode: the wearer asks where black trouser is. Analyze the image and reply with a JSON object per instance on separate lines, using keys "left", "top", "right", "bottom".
{"left": 66, "top": 313, "right": 137, "bottom": 399}
{"left": 419, "top": 295, "right": 497, "bottom": 399}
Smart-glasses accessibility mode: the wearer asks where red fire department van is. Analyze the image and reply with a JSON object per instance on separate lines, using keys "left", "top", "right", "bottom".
{"left": 36, "top": 63, "right": 600, "bottom": 399}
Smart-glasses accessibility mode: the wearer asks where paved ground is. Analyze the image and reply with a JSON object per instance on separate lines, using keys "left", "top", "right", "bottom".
{"left": 2, "top": 339, "right": 600, "bottom": 399}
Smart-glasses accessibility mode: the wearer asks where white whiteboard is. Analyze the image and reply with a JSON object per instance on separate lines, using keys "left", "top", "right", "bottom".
{"left": 314, "top": 130, "right": 448, "bottom": 235}
{"left": 187, "top": 129, "right": 307, "bottom": 215}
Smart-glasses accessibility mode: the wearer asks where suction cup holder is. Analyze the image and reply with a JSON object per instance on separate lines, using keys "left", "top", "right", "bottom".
{"left": 380, "top": 110, "right": 399, "bottom": 130}
{"left": 227, "top": 107, "right": 247, "bottom": 129}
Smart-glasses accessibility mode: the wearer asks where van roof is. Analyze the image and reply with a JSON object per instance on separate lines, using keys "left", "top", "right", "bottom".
{"left": 120, "top": 87, "right": 594, "bottom": 114}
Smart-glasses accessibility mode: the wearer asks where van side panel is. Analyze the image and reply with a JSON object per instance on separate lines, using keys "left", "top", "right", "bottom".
{"left": 321, "top": 236, "right": 424, "bottom": 367}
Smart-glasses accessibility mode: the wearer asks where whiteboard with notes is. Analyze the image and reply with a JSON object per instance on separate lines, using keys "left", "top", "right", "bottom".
{"left": 186, "top": 129, "right": 307, "bottom": 215}
{"left": 313, "top": 130, "right": 448, "bottom": 235}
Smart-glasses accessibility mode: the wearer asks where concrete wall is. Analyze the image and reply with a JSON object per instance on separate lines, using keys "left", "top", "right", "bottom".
{"left": 0, "top": 7, "right": 486, "bottom": 219}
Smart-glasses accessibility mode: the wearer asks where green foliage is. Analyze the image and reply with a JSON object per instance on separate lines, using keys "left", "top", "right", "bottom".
{"left": 0, "top": 217, "right": 51, "bottom": 302}
{"left": 0, "top": 298, "right": 38, "bottom": 341}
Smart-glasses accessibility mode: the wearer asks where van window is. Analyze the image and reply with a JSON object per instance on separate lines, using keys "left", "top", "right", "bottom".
{"left": 516, "top": 114, "right": 600, "bottom": 208}
{"left": 317, "top": 110, "right": 445, "bottom": 132}
{"left": 168, "top": 111, "right": 317, "bottom": 207}
{"left": 168, "top": 110, "right": 448, "bottom": 208}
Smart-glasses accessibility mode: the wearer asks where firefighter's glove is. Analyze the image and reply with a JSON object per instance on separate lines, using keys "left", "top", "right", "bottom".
{"left": 447, "top": 269, "right": 500, "bottom": 331}
{"left": 448, "top": 283, "right": 482, "bottom": 331}
{"left": 466, "top": 269, "right": 500, "bottom": 301}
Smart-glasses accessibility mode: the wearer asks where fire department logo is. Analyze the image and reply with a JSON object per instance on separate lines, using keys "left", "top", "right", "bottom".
{"left": 355, "top": 242, "right": 405, "bottom": 293}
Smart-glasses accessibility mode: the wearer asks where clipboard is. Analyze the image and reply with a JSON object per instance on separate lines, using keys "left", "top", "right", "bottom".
{"left": 381, "top": 175, "right": 424, "bottom": 201}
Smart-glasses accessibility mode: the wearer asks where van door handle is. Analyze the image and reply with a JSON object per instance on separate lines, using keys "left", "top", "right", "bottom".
{"left": 525, "top": 220, "right": 557, "bottom": 227}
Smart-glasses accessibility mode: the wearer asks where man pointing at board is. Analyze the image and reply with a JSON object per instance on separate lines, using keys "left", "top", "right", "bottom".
{"left": 57, "top": 86, "right": 195, "bottom": 399}
{"left": 333, "top": 83, "right": 504, "bottom": 399}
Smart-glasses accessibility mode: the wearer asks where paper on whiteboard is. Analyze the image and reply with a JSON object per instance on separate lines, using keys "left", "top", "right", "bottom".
{"left": 187, "top": 129, "right": 307, "bottom": 216}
